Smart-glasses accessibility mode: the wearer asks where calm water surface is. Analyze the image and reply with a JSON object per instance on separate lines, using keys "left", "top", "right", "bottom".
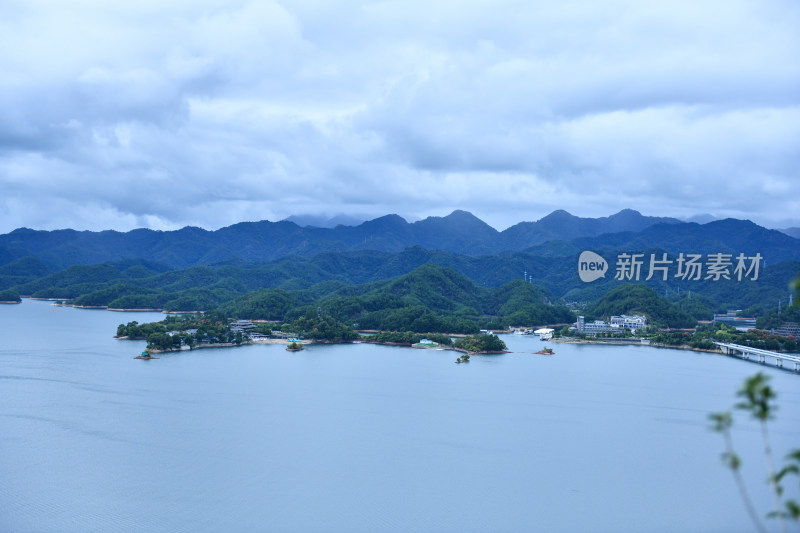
{"left": 2, "top": 299, "right": 799, "bottom": 532}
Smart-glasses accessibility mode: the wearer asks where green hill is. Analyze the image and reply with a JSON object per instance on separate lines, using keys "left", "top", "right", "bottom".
{"left": 585, "top": 284, "right": 696, "bottom": 328}
{"left": 212, "top": 264, "right": 574, "bottom": 334}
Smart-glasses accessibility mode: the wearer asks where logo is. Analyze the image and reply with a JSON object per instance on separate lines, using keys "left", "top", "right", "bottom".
{"left": 577, "top": 251, "right": 762, "bottom": 282}
{"left": 578, "top": 251, "right": 607, "bottom": 282}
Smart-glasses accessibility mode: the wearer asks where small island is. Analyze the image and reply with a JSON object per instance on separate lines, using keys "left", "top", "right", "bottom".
{"left": 453, "top": 334, "right": 508, "bottom": 362}
{"left": 453, "top": 333, "right": 508, "bottom": 354}
{"left": 0, "top": 289, "right": 21, "bottom": 304}
{"left": 536, "top": 346, "right": 554, "bottom": 355}
{"left": 134, "top": 351, "right": 158, "bottom": 360}
{"left": 286, "top": 341, "right": 303, "bottom": 352}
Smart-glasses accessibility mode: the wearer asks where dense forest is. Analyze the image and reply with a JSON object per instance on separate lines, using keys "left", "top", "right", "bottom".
{"left": 106, "top": 267, "right": 800, "bottom": 352}
{"left": 584, "top": 285, "right": 697, "bottom": 329}
{"left": 3, "top": 211, "right": 799, "bottom": 336}
{"left": 0, "top": 288, "right": 21, "bottom": 302}
{"left": 650, "top": 323, "right": 798, "bottom": 353}
{"left": 0, "top": 249, "right": 795, "bottom": 325}
{"left": 215, "top": 265, "right": 575, "bottom": 333}
{"left": 453, "top": 334, "right": 508, "bottom": 353}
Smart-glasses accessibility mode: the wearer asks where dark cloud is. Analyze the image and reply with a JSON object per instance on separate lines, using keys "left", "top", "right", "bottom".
{"left": 0, "top": 0, "right": 798, "bottom": 233}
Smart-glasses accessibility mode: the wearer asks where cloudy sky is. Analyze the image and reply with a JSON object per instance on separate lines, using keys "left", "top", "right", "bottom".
{"left": 1, "top": 0, "right": 798, "bottom": 233}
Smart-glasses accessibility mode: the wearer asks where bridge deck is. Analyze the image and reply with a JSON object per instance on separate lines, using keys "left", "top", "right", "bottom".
{"left": 714, "top": 342, "right": 800, "bottom": 372}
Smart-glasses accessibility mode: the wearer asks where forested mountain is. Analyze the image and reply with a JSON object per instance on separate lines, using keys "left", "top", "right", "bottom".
{"left": 525, "top": 218, "right": 799, "bottom": 264}
{"left": 2, "top": 209, "right": 756, "bottom": 271}
{"left": 584, "top": 285, "right": 696, "bottom": 328}
{"left": 2, "top": 209, "right": 797, "bottom": 327}
{"left": 780, "top": 227, "right": 800, "bottom": 239}
{"left": 498, "top": 209, "right": 681, "bottom": 250}
{"left": 3, "top": 242, "right": 796, "bottom": 316}
{"left": 217, "top": 264, "right": 575, "bottom": 332}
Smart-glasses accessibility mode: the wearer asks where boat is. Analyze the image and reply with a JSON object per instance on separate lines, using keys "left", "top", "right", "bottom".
{"left": 534, "top": 328, "right": 554, "bottom": 340}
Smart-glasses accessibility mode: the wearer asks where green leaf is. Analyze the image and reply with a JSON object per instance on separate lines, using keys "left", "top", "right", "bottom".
{"left": 735, "top": 373, "right": 777, "bottom": 421}
{"left": 776, "top": 465, "right": 800, "bottom": 483}
{"left": 709, "top": 411, "right": 733, "bottom": 432}
{"left": 722, "top": 452, "right": 741, "bottom": 471}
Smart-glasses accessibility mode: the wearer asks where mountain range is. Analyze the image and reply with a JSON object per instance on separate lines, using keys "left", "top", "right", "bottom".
{"left": 2, "top": 208, "right": 797, "bottom": 271}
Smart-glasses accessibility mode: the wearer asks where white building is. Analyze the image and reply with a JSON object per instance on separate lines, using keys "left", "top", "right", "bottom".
{"left": 577, "top": 316, "right": 615, "bottom": 335}
{"left": 610, "top": 315, "right": 647, "bottom": 332}
{"left": 577, "top": 314, "right": 647, "bottom": 336}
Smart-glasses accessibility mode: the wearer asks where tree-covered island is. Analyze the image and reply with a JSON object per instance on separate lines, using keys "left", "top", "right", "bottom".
{"left": 117, "top": 311, "right": 361, "bottom": 352}
{"left": 453, "top": 334, "right": 508, "bottom": 354}
{"left": 0, "top": 289, "right": 21, "bottom": 303}
{"left": 116, "top": 309, "right": 510, "bottom": 355}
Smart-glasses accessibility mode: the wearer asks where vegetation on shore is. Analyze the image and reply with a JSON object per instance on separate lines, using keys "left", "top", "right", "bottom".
{"left": 18, "top": 262, "right": 575, "bottom": 333}
{"left": 554, "top": 322, "right": 798, "bottom": 353}
{"left": 649, "top": 323, "right": 798, "bottom": 353}
{"left": 367, "top": 332, "right": 453, "bottom": 346}
{"left": 212, "top": 265, "right": 575, "bottom": 334}
{"left": 116, "top": 312, "right": 243, "bottom": 351}
{"left": 453, "top": 334, "right": 507, "bottom": 353}
{"left": 0, "top": 288, "right": 21, "bottom": 302}
{"left": 116, "top": 310, "right": 361, "bottom": 351}
{"left": 289, "top": 314, "right": 359, "bottom": 342}
{"left": 583, "top": 284, "right": 696, "bottom": 329}
{"left": 3, "top": 245, "right": 799, "bottom": 344}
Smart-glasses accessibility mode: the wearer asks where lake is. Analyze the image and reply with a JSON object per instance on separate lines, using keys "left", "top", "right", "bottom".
{"left": 2, "top": 299, "right": 799, "bottom": 532}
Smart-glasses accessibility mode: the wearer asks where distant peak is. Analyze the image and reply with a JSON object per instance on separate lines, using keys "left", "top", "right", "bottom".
{"left": 612, "top": 208, "right": 642, "bottom": 216}
{"left": 445, "top": 209, "right": 478, "bottom": 218}
{"left": 359, "top": 214, "right": 409, "bottom": 228}
{"left": 682, "top": 214, "right": 718, "bottom": 224}
{"left": 540, "top": 209, "right": 574, "bottom": 221}
{"left": 607, "top": 209, "right": 644, "bottom": 221}
{"left": 283, "top": 214, "right": 366, "bottom": 228}
{"left": 372, "top": 213, "right": 407, "bottom": 223}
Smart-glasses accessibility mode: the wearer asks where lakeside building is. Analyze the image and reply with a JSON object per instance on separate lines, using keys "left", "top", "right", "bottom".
{"left": 577, "top": 314, "right": 648, "bottom": 336}
{"left": 609, "top": 315, "right": 648, "bottom": 333}
{"left": 773, "top": 322, "right": 800, "bottom": 338}
{"left": 712, "top": 310, "right": 756, "bottom": 331}
{"left": 231, "top": 320, "right": 257, "bottom": 333}
{"left": 577, "top": 316, "right": 616, "bottom": 336}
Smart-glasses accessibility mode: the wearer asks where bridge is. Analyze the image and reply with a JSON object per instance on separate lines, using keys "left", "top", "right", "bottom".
{"left": 714, "top": 342, "right": 800, "bottom": 372}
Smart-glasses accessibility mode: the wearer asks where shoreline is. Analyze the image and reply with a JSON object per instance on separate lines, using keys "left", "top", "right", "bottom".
{"left": 128, "top": 337, "right": 508, "bottom": 355}
{"left": 22, "top": 298, "right": 200, "bottom": 313}
{"left": 134, "top": 337, "right": 314, "bottom": 353}
{"left": 551, "top": 337, "right": 723, "bottom": 354}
